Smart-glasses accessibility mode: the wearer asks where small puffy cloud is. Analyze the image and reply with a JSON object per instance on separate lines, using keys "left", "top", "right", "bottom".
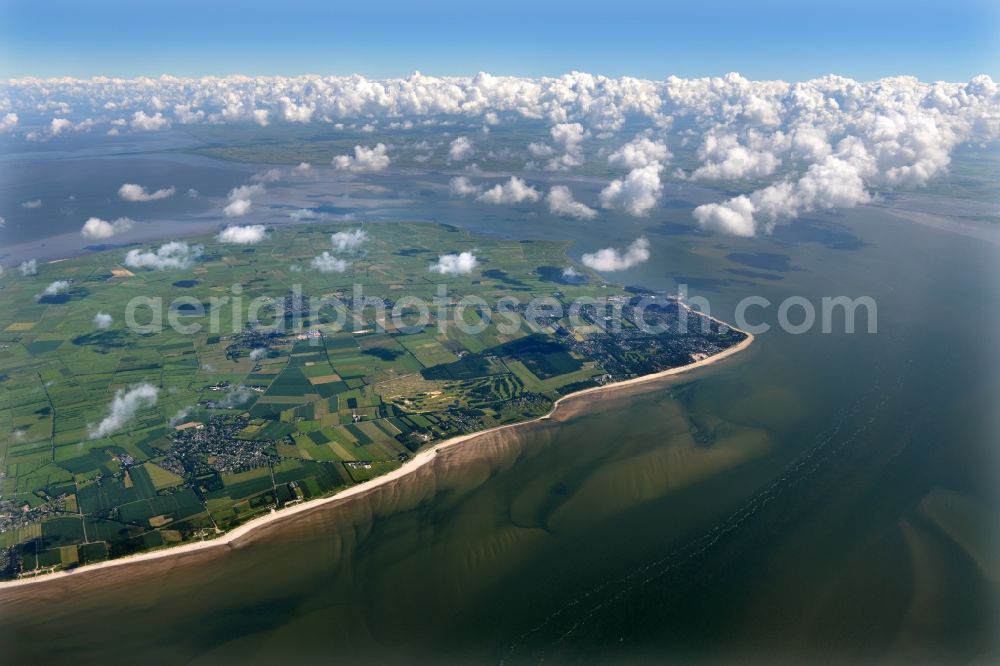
{"left": 169, "top": 406, "right": 194, "bottom": 426}
{"left": 562, "top": 266, "right": 579, "bottom": 278}
{"left": 546, "top": 122, "right": 587, "bottom": 169}
{"left": 38, "top": 280, "right": 71, "bottom": 298}
{"left": 89, "top": 383, "right": 159, "bottom": 439}
{"left": 249, "top": 348, "right": 267, "bottom": 361}
{"left": 252, "top": 168, "right": 283, "bottom": 183}
{"left": 223, "top": 181, "right": 265, "bottom": 217}
{"left": 599, "top": 162, "right": 663, "bottom": 216}
{"left": 449, "top": 176, "right": 481, "bottom": 197}
{"left": 448, "top": 136, "right": 475, "bottom": 161}
{"left": 118, "top": 183, "right": 176, "bottom": 202}
{"left": 21, "top": 199, "right": 42, "bottom": 209}
{"left": 430, "top": 251, "right": 478, "bottom": 275}
{"left": 217, "top": 224, "right": 267, "bottom": 244}
{"left": 93, "top": 312, "right": 113, "bottom": 329}
{"left": 228, "top": 183, "right": 266, "bottom": 200}
{"left": 218, "top": 384, "right": 255, "bottom": 409}
{"left": 294, "top": 161, "right": 312, "bottom": 172}
{"left": 124, "top": 241, "right": 203, "bottom": 270}
{"left": 0, "top": 113, "right": 17, "bottom": 132}
{"left": 546, "top": 185, "right": 597, "bottom": 219}
{"left": 692, "top": 196, "right": 756, "bottom": 237}
{"left": 0, "top": 216, "right": 5, "bottom": 227}
{"left": 223, "top": 198, "right": 252, "bottom": 217}
{"left": 332, "top": 143, "right": 391, "bottom": 172}
{"left": 310, "top": 252, "right": 348, "bottom": 273}
{"left": 19, "top": 259, "right": 38, "bottom": 276}
{"left": 608, "top": 135, "right": 671, "bottom": 169}
{"left": 130, "top": 111, "right": 170, "bottom": 131}
{"left": 581, "top": 237, "right": 650, "bottom": 272}
{"left": 476, "top": 177, "right": 541, "bottom": 205}
{"left": 330, "top": 228, "right": 368, "bottom": 252}
{"left": 528, "top": 142, "right": 555, "bottom": 158}
{"left": 50, "top": 118, "right": 72, "bottom": 136}
{"left": 81, "top": 216, "right": 135, "bottom": 240}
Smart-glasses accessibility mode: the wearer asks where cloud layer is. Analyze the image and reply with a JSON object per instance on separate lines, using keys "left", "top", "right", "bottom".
{"left": 2, "top": 72, "right": 997, "bottom": 236}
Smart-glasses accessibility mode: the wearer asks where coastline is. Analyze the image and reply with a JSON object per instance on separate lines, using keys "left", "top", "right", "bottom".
{"left": 0, "top": 314, "right": 754, "bottom": 592}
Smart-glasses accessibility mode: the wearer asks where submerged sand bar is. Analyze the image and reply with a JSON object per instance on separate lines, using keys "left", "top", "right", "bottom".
{"left": 0, "top": 316, "right": 753, "bottom": 592}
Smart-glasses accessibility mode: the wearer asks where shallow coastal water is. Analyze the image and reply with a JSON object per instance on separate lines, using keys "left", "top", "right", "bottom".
{"left": 1, "top": 147, "right": 998, "bottom": 663}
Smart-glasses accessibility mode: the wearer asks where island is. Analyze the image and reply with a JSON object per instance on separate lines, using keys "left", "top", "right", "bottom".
{"left": 0, "top": 221, "right": 750, "bottom": 583}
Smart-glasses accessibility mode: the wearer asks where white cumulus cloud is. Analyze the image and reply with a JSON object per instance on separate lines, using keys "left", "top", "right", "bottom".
{"left": 599, "top": 162, "right": 664, "bottom": 216}
{"left": 476, "top": 177, "right": 541, "bottom": 205}
{"left": 608, "top": 135, "right": 671, "bottom": 169}
{"left": 0, "top": 113, "right": 17, "bottom": 132}
{"left": 93, "top": 312, "right": 113, "bottom": 329}
{"left": 430, "top": 251, "right": 479, "bottom": 275}
{"left": 130, "top": 111, "right": 170, "bottom": 131}
{"left": 81, "top": 216, "right": 135, "bottom": 240}
{"left": 124, "top": 241, "right": 203, "bottom": 270}
{"left": 692, "top": 196, "right": 757, "bottom": 237}
{"left": 581, "top": 237, "right": 650, "bottom": 271}
{"left": 118, "top": 183, "right": 176, "bottom": 202}
{"left": 19, "top": 259, "right": 38, "bottom": 276}
{"left": 449, "top": 176, "right": 481, "bottom": 197}
{"left": 448, "top": 136, "right": 475, "bottom": 161}
{"left": 332, "top": 143, "right": 391, "bottom": 172}
{"left": 217, "top": 385, "right": 255, "bottom": 409}
{"left": 310, "top": 252, "right": 348, "bottom": 273}
{"left": 546, "top": 122, "right": 587, "bottom": 169}
{"left": 691, "top": 132, "right": 780, "bottom": 180}
{"left": 89, "top": 383, "right": 159, "bottom": 439}
{"left": 223, "top": 199, "right": 252, "bottom": 217}
{"left": 331, "top": 228, "right": 369, "bottom": 252}
{"left": 217, "top": 224, "right": 268, "bottom": 244}
{"left": 38, "top": 280, "right": 71, "bottom": 299}
{"left": 547, "top": 186, "right": 597, "bottom": 219}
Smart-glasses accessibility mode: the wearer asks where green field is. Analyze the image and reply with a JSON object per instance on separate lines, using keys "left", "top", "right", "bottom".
{"left": 0, "top": 220, "right": 639, "bottom": 578}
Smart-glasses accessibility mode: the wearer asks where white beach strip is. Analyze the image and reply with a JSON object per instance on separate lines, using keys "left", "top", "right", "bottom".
{"left": 0, "top": 307, "right": 753, "bottom": 591}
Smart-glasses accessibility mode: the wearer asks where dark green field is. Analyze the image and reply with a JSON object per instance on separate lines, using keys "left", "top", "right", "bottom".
{"left": 2, "top": 221, "right": 739, "bottom": 578}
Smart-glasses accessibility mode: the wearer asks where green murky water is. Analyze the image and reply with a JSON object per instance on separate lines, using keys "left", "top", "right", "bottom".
{"left": 2, "top": 205, "right": 998, "bottom": 664}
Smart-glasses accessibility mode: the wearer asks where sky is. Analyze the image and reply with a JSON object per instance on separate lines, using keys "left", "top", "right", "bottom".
{"left": 1, "top": 0, "right": 997, "bottom": 82}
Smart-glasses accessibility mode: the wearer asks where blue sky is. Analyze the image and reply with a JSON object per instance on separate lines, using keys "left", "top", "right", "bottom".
{"left": 1, "top": 0, "right": 997, "bottom": 81}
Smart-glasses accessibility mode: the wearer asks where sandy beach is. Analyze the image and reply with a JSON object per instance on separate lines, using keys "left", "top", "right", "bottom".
{"left": 0, "top": 313, "right": 754, "bottom": 592}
